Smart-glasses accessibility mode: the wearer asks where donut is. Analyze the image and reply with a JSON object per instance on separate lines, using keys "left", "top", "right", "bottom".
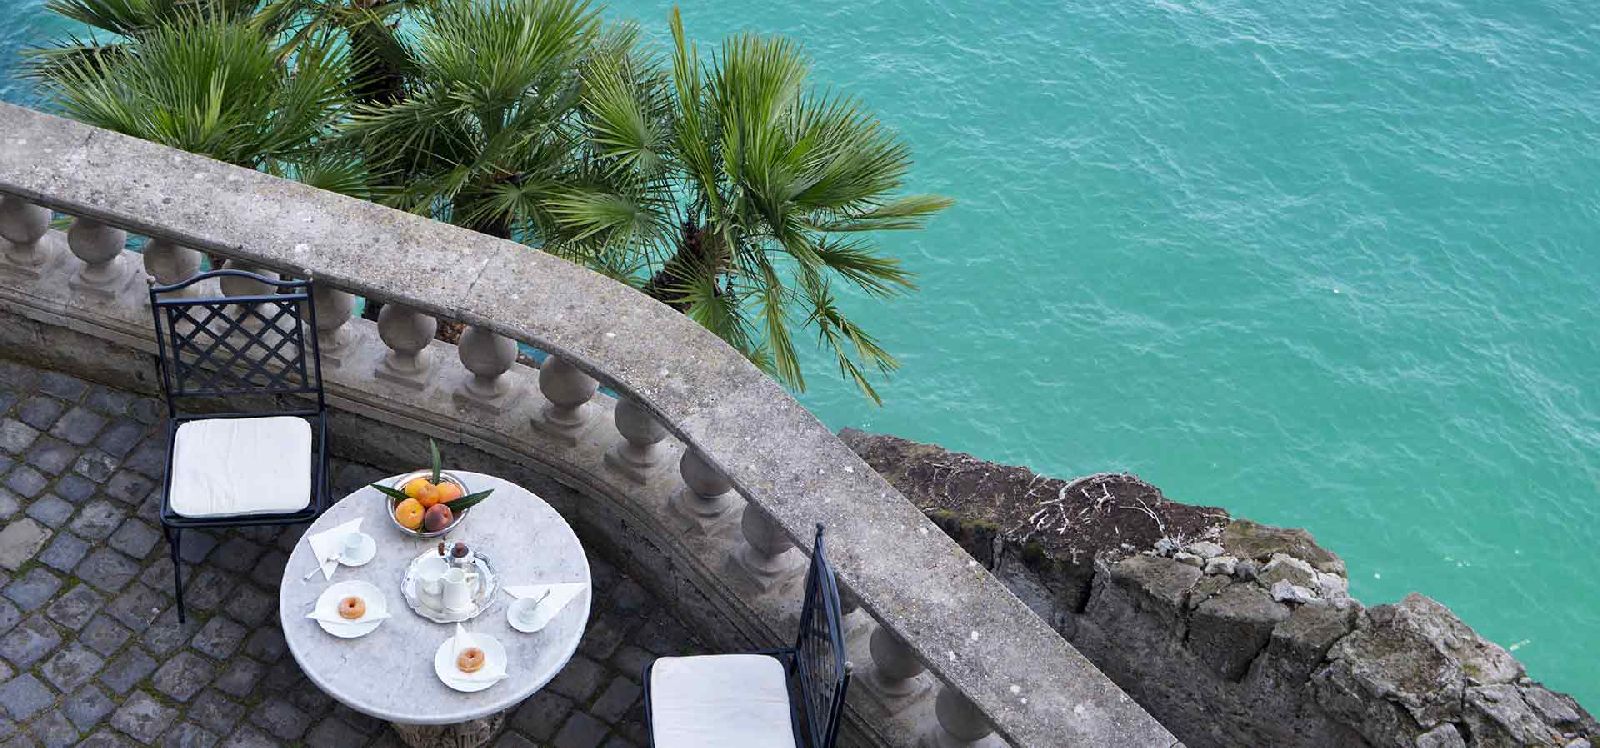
{"left": 456, "top": 646, "right": 485, "bottom": 673}
{"left": 338, "top": 596, "right": 365, "bottom": 620}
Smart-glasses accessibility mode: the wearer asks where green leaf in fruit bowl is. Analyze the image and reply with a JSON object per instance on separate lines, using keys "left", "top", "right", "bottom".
{"left": 428, "top": 439, "right": 443, "bottom": 484}
{"left": 448, "top": 489, "right": 494, "bottom": 513}
{"left": 371, "top": 483, "right": 411, "bottom": 501}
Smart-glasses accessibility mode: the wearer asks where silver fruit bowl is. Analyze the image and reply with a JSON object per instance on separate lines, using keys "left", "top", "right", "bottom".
{"left": 385, "top": 470, "right": 473, "bottom": 538}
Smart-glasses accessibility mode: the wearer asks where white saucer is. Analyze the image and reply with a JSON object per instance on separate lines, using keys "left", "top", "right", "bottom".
{"left": 433, "top": 631, "right": 508, "bottom": 692}
{"left": 339, "top": 533, "right": 377, "bottom": 567}
{"left": 311, "top": 581, "right": 387, "bottom": 638}
{"left": 503, "top": 583, "right": 586, "bottom": 634}
{"left": 507, "top": 597, "right": 545, "bottom": 633}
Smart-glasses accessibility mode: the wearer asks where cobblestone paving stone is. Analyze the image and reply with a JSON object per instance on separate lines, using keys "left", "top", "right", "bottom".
{"left": 0, "top": 359, "right": 703, "bottom": 746}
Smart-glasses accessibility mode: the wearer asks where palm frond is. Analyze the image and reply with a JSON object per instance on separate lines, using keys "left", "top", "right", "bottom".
{"left": 672, "top": 264, "right": 763, "bottom": 365}
{"left": 810, "top": 237, "right": 915, "bottom": 296}
{"left": 417, "top": 0, "right": 598, "bottom": 118}
{"left": 44, "top": 0, "right": 254, "bottom": 37}
{"left": 797, "top": 268, "right": 896, "bottom": 403}
{"left": 807, "top": 194, "right": 954, "bottom": 232}
{"left": 667, "top": 8, "right": 719, "bottom": 213}
{"left": 38, "top": 15, "right": 345, "bottom": 168}
{"left": 579, "top": 52, "right": 668, "bottom": 177}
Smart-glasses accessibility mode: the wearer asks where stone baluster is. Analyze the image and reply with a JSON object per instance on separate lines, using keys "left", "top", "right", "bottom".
{"left": 866, "top": 625, "right": 931, "bottom": 705}
{"left": 837, "top": 586, "right": 873, "bottom": 643}
{"left": 216, "top": 259, "right": 277, "bottom": 336}
{"left": 66, "top": 216, "right": 130, "bottom": 294}
{"left": 733, "top": 503, "right": 803, "bottom": 586}
{"left": 375, "top": 303, "right": 438, "bottom": 389}
{"left": 603, "top": 397, "right": 667, "bottom": 482}
{"left": 923, "top": 684, "right": 996, "bottom": 747}
{"left": 534, "top": 355, "right": 597, "bottom": 443}
{"left": 218, "top": 259, "right": 273, "bottom": 295}
{"left": 311, "top": 284, "right": 357, "bottom": 367}
{"left": 455, "top": 325, "right": 520, "bottom": 408}
{"left": 669, "top": 448, "right": 738, "bottom": 528}
{"left": 142, "top": 238, "right": 202, "bottom": 292}
{"left": 0, "top": 195, "right": 58, "bottom": 275}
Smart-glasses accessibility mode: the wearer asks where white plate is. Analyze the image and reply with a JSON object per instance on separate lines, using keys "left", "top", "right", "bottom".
{"left": 312, "top": 580, "right": 387, "bottom": 638}
{"left": 340, "top": 533, "right": 377, "bottom": 567}
{"left": 433, "top": 631, "right": 508, "bottom": 692}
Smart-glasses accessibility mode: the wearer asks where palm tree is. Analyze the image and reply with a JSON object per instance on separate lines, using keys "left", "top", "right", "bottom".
{"left": 31, "top": 9, "right": 356, "bottom": 192}
{"left": 339, "top": 0, "right": 602, "bottom": 240}
{"left": 28, "top": 0, "right": 260, "bottom": 77}
{"left": 29, "top": 0, "right": 438, "bottom": 183}
{"left": 551, "top": 9, "right": 951, "bottom": 402}
{"left": 254, "top": 0, "right": 425, "bottom": 109}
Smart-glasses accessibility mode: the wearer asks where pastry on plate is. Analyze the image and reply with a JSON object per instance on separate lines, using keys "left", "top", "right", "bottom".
{"left": 338, "top": 596, "right": 366, "bottom": 620}
{"left": 456, "top": 646, "right": 485, "bottom": 673}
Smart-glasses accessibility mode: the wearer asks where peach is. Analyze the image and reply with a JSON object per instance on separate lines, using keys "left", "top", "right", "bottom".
{"left": 405, "top": 478, "right": 460, "bottom": 508}
{"left": 433, "top": 482, "right": 464, "bottom": 504}
{"left": 394, "top": 498, "right": 425, "bottom": 530}
{"left": 423, "top": 504, "right": 454, "bottom": 533}
{"left": 403, "top": 477, "right": 433, "bottom": 500}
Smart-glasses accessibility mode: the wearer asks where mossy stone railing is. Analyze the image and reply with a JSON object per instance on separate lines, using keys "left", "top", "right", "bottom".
{"left": 0, "top": 102, "right": 1175, "bottom": 747}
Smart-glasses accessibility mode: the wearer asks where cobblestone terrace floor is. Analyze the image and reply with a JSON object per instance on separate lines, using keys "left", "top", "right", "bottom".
{"left": 0, "top": 358, "right": 704, "bottom": 747}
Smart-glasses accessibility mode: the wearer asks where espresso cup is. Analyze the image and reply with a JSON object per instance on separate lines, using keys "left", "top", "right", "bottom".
{"left": 416, "top": 557, "right": 449, "bottom": 607}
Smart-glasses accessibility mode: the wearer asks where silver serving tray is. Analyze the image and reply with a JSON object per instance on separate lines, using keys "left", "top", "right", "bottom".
{"left": 400, "top": 548, "right": 500, "bottom": 624}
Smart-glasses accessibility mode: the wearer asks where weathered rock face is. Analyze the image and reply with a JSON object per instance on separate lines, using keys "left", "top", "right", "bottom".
{"left": 842, "top": 429, "right": 1596, "bottom": 748}
{"left": 840, "top": 427, "right": 1229, "bottom": 628}
{"left": 1223, "top": 519, "right": 1346, "bottom": 575}
{"left": 1313, "top": 594, "right": 1524, "bottom": 745}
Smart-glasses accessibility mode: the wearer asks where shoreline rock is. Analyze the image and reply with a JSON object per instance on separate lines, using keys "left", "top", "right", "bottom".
{"left": 841, "top": 428, "right": 1595, "bottom": 748}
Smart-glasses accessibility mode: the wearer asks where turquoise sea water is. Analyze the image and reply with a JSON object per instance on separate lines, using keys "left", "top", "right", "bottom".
{"left": 5, "top": 0, "right": 1597, "bottom": 705}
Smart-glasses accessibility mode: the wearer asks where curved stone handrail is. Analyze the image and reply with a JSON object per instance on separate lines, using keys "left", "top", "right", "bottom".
{"left": 0, "top": 102, "right": 1172, "bottom": 747}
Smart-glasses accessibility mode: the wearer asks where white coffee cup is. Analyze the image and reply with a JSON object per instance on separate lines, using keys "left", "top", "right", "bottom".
{"left": 416, "top": 557, "right": 449, "bottom": 607}
{"left": 340, "top": 533, "right": 363, "bottom": 560}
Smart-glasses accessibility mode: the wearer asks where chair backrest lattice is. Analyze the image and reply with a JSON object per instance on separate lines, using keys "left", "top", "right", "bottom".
{"left": 793, "top": 524, "right": 852, "bottom": 748}
{"left": 149, "top": 270, "right": 325, "bottom": 414}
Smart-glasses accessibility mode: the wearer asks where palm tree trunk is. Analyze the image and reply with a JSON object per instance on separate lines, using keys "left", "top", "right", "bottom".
{"left": 641, "top": 221, "right": 723, "bottom": 309}
{"left": 346, "top": 5, "right": 406, "bottom": 108}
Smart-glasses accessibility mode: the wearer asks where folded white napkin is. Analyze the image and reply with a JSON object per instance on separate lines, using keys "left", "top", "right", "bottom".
{"left": 447, "top": 624, "right": 507, "bottom": 685}
{"left": 306, "top": 518, "right": 363, "bottom": 580}
{"left": 306, "top": 608, "right": 390, "bottom": 626}
{"left": 505, "top": 582, "right": 587, "bottom": 631}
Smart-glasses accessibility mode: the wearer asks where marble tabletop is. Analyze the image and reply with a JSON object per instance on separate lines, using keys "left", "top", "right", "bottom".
{"left": 279, "top": 471, "right": 592, "bottom": 725}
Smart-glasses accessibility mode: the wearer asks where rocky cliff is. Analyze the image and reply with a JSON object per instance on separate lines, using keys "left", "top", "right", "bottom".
{"left": 841, "top": 428, "right": 1596, "bottom": 748}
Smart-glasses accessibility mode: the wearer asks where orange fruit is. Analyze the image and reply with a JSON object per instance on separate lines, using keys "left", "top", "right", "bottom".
{"left": 415, "top": 483, "right": 443, "bottom": 509}
{"left": 403, "top": 477, "right": 432, "bottom": 500}
{"left": 434, "top": 482, "right": 464, "bottom": 504}
{"left": 394, "top": 498, "right": 425, "bottom": 530}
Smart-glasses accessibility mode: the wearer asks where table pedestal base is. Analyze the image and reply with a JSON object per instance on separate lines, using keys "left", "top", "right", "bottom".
{"left": 391, "top": 712, "right": 506, "bottom": 748}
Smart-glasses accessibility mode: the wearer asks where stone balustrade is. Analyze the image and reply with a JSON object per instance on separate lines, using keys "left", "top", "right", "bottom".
{"left": 0, "top": 102, "right": 1178, "bottom": 748}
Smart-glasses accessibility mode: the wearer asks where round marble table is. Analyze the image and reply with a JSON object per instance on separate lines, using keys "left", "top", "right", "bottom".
{"left": 280, "top": 471, "right": 592, "bottom": 747}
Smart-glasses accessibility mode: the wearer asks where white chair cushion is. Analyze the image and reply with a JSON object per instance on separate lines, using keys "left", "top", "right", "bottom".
{"left": 169, "top": 416, "right": 312, "bottom": 519}
{"left": 649, "top": 654, "right": 798, "bottom": 748}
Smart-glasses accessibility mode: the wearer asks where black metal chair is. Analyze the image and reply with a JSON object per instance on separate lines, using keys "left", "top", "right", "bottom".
{"left": 643, "top": 524, "right": 851, "bottom": 748}
{"left": 149, "top": 269, "right": 331, "bottom": 622}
